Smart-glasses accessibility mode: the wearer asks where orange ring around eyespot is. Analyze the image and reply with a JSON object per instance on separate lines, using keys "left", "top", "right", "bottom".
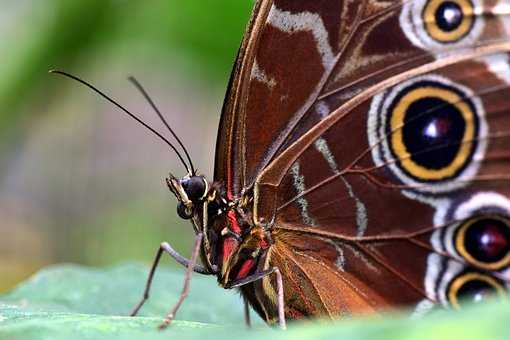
{"left": 390, "top": 86, "right": 476, "bottom": 181}
{"left": 448, "top": 272, "right": 506, "bottom": 309}
{"left": 423, "top": 0, "right": 475, "bottom": 43}
{"left": 455, "top": 216, "right": 510, "bottom": 271}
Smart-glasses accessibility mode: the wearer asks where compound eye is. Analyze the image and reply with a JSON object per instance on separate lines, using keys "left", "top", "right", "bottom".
{"left": 448, "top": 272, "right": 506, "bottom": 309}
{"left": 456, "top": 216, "right": 510, "bottom": 270}
{"left": 181, "top": 176, "right": 207, "bottom": 201}
{"left": 177, "top": 202, "right": 192, "bottom": 220}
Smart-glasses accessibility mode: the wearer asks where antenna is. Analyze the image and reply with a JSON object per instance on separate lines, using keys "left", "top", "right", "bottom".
{"left": 49, "top": 70, "right": 191, "bottom": 174}
{"left": 127, "top": 76, "right": 196, "bottom": 175}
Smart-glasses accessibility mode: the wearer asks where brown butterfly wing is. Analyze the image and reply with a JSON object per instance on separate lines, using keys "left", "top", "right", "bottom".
{"left": 215, "top": 0, "right": 510, "bottom": 322}
{"left": 254, "top": 230, "right": 392, "bottom": 322}
{"left": 216, "top": 0, "right": 369, "bottom": 195}
{"left": 260, "top": 54, "right": 510, "bottom": 318}
{"left": 216, "top": 0, "right": 510, "bottom": 194}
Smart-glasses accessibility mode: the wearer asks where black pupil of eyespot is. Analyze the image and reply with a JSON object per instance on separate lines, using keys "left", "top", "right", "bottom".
{"left": 402, "top": 96, "right": 466, "bottom": 170}
{"left": 181, "top": 176, "right": 206, "bottom": 201}
{"left": 464, "top": 218, "right": 510, "bottom": 264}
{"left": 456, "top": 278, "right": 498, "bottom": 305}
{"left": 435, "top": 2, "right": 464, "bottom": 32}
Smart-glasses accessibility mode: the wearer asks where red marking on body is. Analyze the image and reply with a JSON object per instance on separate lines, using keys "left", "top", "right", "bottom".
{"left": 222, "top": 211, "right": 242, "bottom": 265}
{"left": 222, "top": 237, "right": 238, "bottom": 266}
{"left": 227, "top": 210, "right": 242, "bottom": 234}
{"left": 236, "top": 259, "right": 255, "bottom": 280}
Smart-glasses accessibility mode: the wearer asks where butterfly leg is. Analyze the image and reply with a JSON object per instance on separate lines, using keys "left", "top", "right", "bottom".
{"left": 130, "top": 233, "right": 210, "bottom": 317}
{"left": 274, "top": 268, "right": 285, "bottom": 330}
{"left": 158, "top": 233, "right": 203, "bottom": 330}
{"left": 226, "top": 267, "right": 286, "bottom": 330}
{"left": 243, "top": 296, "right": 251, "bottom": 328}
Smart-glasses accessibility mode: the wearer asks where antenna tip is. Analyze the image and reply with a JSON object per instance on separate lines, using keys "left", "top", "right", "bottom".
{"left": 127, "top": 76, "right": 139, "bottom": 86}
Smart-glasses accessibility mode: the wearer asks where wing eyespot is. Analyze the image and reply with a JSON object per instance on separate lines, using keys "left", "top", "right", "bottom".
{"left": 400, "top": 0, "right": 484, "bottom": 52}
{"left": 426, "top": 194, "right": 510, "bottom": 308}
{"left": 454, "top": 215, "right": 510, "bottom": 271}
{"left": 388, "top": 81, "right": 478, "bottom": 182}
{"left": 447, "top": 271, "right": 506, "bottom": 309}
{"left": 368, "top": 74, "right": 488, "bottom": 193}
{"left": 423, "top": 0, "right": 475, "bottom": 43}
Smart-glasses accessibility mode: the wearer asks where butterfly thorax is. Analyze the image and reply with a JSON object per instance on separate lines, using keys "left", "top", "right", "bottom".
{"left": 206, "top": 188, "right": 273, "bottom": 288}
{"left": 167, "top": 173, "right": 272, "bottom": 287}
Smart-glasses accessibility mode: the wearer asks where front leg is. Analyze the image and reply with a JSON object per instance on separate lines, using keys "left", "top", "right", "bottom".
{"left": 158, "top": 233, "right": 204, "bottom": 329}
{"left": 130, "top": 233, "right": 210, "bottom": 317}
{"left": 243, "top": 296, "right": 251, "bottom": 328}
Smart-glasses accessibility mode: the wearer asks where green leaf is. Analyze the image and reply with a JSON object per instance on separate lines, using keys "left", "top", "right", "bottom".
{"left": 0, "top": 263, "right": 251, "bottom": 325}
{"left": 1, "top": 263, "right": 510, "bottom": 340}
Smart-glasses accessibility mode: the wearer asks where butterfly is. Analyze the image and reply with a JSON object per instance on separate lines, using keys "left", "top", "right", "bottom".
{"left": 53, "top": 0, "right": 510, "bottom": 331}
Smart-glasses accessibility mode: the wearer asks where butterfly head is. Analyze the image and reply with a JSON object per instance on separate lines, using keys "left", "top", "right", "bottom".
{"left": 166, "top": 174, "right": 209, "bottom": 220}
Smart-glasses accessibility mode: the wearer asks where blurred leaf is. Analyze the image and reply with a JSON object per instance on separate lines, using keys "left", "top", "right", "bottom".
{"left": 0, "top": 263, "right": 254, "bottom": 325}
{"left": 0, "top": 306, "right": 222, "bottom": 340}
{"left": 2, "top": 264, "right": 510, "bottom": 339}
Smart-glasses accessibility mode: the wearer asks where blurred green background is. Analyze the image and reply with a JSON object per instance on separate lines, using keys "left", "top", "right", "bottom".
{"left": 0, "top": 0, "right": 253, "bottom": 291}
